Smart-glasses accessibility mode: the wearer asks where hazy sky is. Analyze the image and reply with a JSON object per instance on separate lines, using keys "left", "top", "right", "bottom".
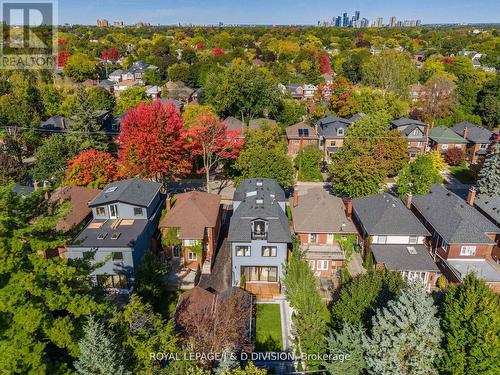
{"left": 57, "top": 0, "right": 500, "bottom": 25}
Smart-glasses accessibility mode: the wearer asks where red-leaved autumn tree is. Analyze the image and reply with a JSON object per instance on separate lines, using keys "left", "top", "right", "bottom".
{"left": 101, "top": 48, "right": 119, "bottom": 62}
{"left": 188, "top": 114, "right": 243, "bottom": 193}
{"left": 118, "top": 101, "right": 192, "bottom": 190}
{"left": 65, "top": 149, "right": 118, "bottom": 188}
{"left": 213, "top": 47, "right": 225, "bottom": 56}
{"left": 57, "top": 51, "right": 69, "bottom": 67}
{"left": 318, "top": 54, "right": 332, "bottom": 74}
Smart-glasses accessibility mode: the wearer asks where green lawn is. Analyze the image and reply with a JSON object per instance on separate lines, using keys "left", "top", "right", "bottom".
{"left": 255, "top": 304, "right": 283, "bottom": 352}
{"left": 449, "top": 164, "right": 476, "bottom": 184}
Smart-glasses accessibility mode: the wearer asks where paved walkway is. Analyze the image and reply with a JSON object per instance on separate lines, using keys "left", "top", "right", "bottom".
{"left": 347, "top": 253, "right": 366, "bottom": 277}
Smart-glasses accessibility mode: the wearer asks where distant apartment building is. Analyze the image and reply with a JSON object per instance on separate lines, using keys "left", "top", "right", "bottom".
{"left": 97, "top": 19, "right": 109, "bottom": 27}
{"left": 113, "top": 20, "right": 124, "bottom": 28}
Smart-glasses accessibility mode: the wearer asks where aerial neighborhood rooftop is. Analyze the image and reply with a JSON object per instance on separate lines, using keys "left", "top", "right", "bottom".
{"left": 1, "top": 14, "right": 499, "bottom": 374}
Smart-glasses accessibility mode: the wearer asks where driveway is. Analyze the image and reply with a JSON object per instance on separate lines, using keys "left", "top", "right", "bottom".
{"left": 347, "top": 253, "right": 366, "bottom": 277}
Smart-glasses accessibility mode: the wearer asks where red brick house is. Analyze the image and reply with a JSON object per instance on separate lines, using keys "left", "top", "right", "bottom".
{"left": 159, "top": 191, "right": 222, "bottom": 274}
{"left": 352, "top": 193, "right": 439, "bottom": 289}
{"left": 289, "top": 187, "right": 358, "bottom": 278}
{"left": 411, "top": 185, "right": 500, "bottom": 292}
{"left": 285, "top": 122, "right": 319, "bottom": 158}
{"left": 428, "top": 126, "right": 467, "bottom": 153}
{"left": 451, "top": 121, "right": 495, "bottom": 164}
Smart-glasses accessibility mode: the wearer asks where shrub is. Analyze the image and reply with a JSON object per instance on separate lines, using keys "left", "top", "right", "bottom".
{"left": 443, "top": 147, "right": 464, "bottom": 166}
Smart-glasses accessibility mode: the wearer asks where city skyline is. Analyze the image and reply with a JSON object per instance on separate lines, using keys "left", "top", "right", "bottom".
{"left": 56, "top": 0, "right": 500, "bottom": 26}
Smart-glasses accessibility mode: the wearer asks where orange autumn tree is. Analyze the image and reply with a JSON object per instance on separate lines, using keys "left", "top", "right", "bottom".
{"left": 188, "top": 114, "right": 243, "bottom": 193}
{"left": 118, "top": 101, "right": 192, "bottom": 190}
{"left": 65, "top": 149, "right": 118, "bottom": 188}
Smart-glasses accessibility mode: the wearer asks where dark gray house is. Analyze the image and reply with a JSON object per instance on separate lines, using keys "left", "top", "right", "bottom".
{"left": 389, "top": 117, "right": 428, "bottom": 159}
{"left": 316, "top": 115, "right": 353, "bottom": 160}
{"left": 229, "top": 178, "right": 291, "bottom": 298}
{"left": 66, "top": 178, "right": 164, "bottom": 294}
{"left": 352, "top": 193, "right": 438, "bottom": 289}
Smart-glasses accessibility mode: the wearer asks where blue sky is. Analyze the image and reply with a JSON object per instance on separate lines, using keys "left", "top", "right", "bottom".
{"left": 58, "top": 0, "right": 500, "bottom": 25}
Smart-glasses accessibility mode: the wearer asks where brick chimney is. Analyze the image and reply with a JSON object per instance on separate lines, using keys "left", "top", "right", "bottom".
{"left": 166, "top": 194, "right": 172, "bottom": 211}
{"left": 293, "top": 190, "right": 299, "bottom": 208}
{"left": 343, "top": 198, "right": 353, "bottom": 218}
{"left": 466, "top": 187, "right": 476, "bottom": 206}
{"left": 463, "top": 126, "right": 468, "bottom": 140}
{"left": 61, "top": 117, "right": 66, "bottom": 129}
{"left": 406, "top": 192, "right": 413, "bottom": 209}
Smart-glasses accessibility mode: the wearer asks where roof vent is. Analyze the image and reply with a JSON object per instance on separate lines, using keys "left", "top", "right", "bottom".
{"left": 256, "top": 181, "right": 263, "bottom": 187}
{"left": 256, "top": 199, "right": 264, "bottom": 205}
{"left": 407, "top": 246, "right": 417, "bottom": 255}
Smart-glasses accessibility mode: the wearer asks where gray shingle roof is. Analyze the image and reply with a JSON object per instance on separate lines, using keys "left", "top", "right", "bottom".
{"left": 451, "top": 121, "right": 494, "bottom": 144}
{"left": 289, "top": 187, "right": 357, "bottom": 234}
{"left": 233, "top": 178, "right": 286, "bottom": 203}
{"left": 372, "top": 244, "right": 438, "bottom": 272}
{"left": 89, "top": 178, "right": 162, "bottom": 208}
{"left": 390, "top": 117, "right": 426, "bottom": 127}
{"left": 474, "top": 194, "right": 500, "bottom": 227}
{"left": 353, "top": 193, "right": 430, "bottom": 236}
{"left": 229, "top": 178, "right": 290, "bottom": 243}
{"left": 412, "top": 185, "right": 499, "bottom": 244}
{"left": 316, "top": 115, "right": 352, "bottom": 138}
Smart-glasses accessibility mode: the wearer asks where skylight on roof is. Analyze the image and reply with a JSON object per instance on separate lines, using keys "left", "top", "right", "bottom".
{"left": 407, "top": 246, "right": 417, "bottom": 255}
{"left": 97, "top": 232, "right": 108, "bottom": 240}
{"left": 246, "top": 191, "right": 257, "bottom": 197}
{"left": 256, "top": 199, "right": 264, "bottom": 204}
{"left": 105, "top": 186, "right": 118, "bottom": 193}
{"left": 256, "top": 181, "right": 263, "bottom": 186}
{"left": 110, "top": 232, "right": 121, "bottom": 240}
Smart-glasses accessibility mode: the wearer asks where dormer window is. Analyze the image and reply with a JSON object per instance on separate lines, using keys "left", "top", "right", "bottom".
{"left": 252, "top": 220, "right": 267, "bottom": 240}
{"left": 337, "top": 128, "right": 344, "bottom": 136}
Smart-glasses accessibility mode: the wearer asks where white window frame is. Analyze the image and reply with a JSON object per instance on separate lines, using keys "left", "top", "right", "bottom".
{"left": 327, "top": 233, "right": 334, "bottom": 244}
{"left": 337, "top": 128, "right": 344, "bottom": 136}
{"left": 96, "top": 206, "right": 106, "bottom": 216}
{"left": 441, "top": 144, "right": 449, "bottom": 150}
{"left": 187, "top": 252, "right": 197, "bottom": 261}
{"left": 460, "top": 245, "right": 476, "bottom": 256}
{"left": 317, "top": 260, "right": 329, "bottom": 271}
{"left": 261, "top": 246, "right": 277, "bottom": 257}
{"left": 309, "top": 233, "right": 318, "bottom": 243}
{"left": 236, "top": 246, "right": 251, "bottom": 257}
{"left": 109, "top": 204, "right": 118, "bottom": 219}
{"left": 183, "top": 239, "right": 199, "bottom": 246}
{"left": 308, "top": 260, "right": 315, "bottom": 270}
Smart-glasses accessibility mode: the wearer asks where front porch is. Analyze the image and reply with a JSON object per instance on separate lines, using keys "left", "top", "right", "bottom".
{"left": 244, "top": 282, "right": 281, "bottom": 300}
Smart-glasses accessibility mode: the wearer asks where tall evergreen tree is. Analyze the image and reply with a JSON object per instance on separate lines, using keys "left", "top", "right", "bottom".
{"left": 439, "top": 275, "right": 500, "bottom": 375}
{"left": 477, "top": 142, "right": 500, "bottom": 195}
{"left": 364, "top": 282, "right": 442, "bottom": 375}
{"left": 75, "top": 316, "right": 129, "bottom": 375}
{"left": 324, "top": 323, "right": 366, "bottom": 375}
{"left": 215, "top": 348, "right": 239, "bottom": 375}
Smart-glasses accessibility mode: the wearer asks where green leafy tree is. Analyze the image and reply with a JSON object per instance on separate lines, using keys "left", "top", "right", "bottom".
{"left": 339, "top": 87, "right": 410, "bottom": 119}
{"left": 215, "top": 349, "right": 239, "bottom": 375}
{"left": 134, "top": 251, "right": 169, "bottom": 312}
{"left": 439, "top": 275, "right": 500, "bottom": 375}
{"left": 32, "top": 134, "right": 80, "bottom": 184}
{"left": 75, "top": 316, "right": 129, "bottom": 375}
{"left": 283, "top": 250, "right": 328, "bottom": 370}
{"left": 0, "top": 184, "right": 110, "bottom": 373}
{"left": 143, "top": 68, "right": 163, "bottom": 86}
{"left": 39, "top": 83, "right": 64, "bottom": 117}
{"left": 346, "top": 112, "right": 392, "bottom": 140}
{"left": 115, "top": 86, "right": 149, "bottom": 115}
{"left": 234, "top": 123, "right": 294, "bottom": 188}
{"left": 397, "top": 154, "right": 443, "bottom": 198}
{"left": 167, "top": 62, "right": 193, "bottom": 84}
{"left": 276, "top": 100, "right": 307, "bottom": 127}
{"left": 364, "top": 282, "right": 442, "bottom": 375}
{"left": 342, "top": 49, "right": 371, "bottom": 83}
{"left": 362, "top": 50, "right": 418, "bottom": 98}
{"left": 64, "top": 53, "right": 97, "bottom": 82}
{"left": 86, "top": 86, "right": 116, "bottom": 112}
{"left": 476, "top": 74, "right": 500, "bottom": 127}
{"left": 296, "top": 145, "right": 323, "bottom": 182}
{"left": 68, "top": 87, "right": 109, "bottom": 151}
{"left": 324, "top": 324, "right": 366, "bottom": 375}
{"left": 477, "top": 142, "right": 500, "bottom": 195}
{"left": 329, "top": 142, "right": 386, "bottom": 198}
{"left": 203, "top": 63, "right": 282, "bottom": 123}
{"left": 113, "top": 294, "right": 177, "bottom": 374}
{"left": 331, "top": 270, "right": 406, "bottom": 329}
